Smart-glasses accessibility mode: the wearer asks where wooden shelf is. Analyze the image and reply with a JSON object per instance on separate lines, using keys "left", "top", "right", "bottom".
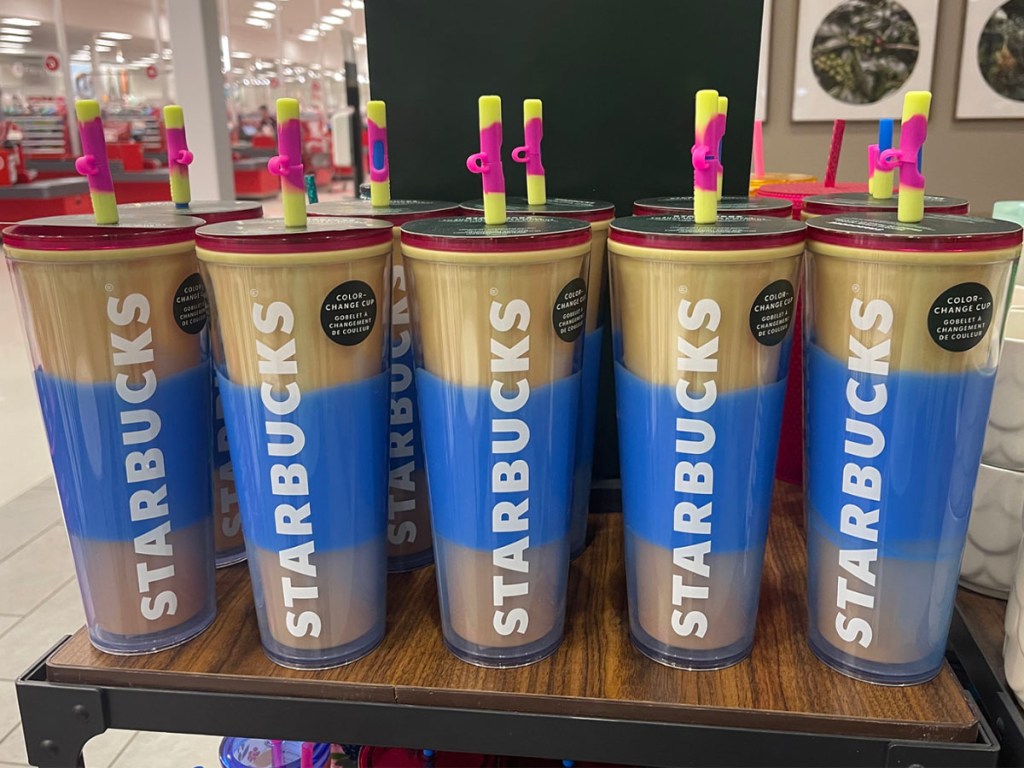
{"left": 47, "top": 484, "right": 978, "bottom": 745}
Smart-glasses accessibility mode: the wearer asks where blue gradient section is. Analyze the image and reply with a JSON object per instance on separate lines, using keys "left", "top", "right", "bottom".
{"left": 218, "top": 371, "right": 389, "bottom": 553}
{"left": 615, "top": 363, "right": 785, "bottom": 553}
{"left": 805, "top": 342, "right": 995, "bottom": 558}
{"left": 417, "top": 369, "right": 580, "bottom": 550}
{"left": 570, "top": 326, "right": 604, "bottom": 551}
{"left": 37, "top": 365, "right": 212, "bottom": 541}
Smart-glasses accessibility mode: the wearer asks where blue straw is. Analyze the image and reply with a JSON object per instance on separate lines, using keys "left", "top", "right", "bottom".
{"left": 878, "top": 118, "right": 893, "bottom": 152}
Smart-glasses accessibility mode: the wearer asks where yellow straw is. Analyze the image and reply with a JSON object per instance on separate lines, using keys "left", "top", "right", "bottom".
{"left": 716, "top": 95, "right": 728, "bottom": 201}
{"left": 897, "top": 91, "right": 931, "bottom": 224}
{"left": 367, "top": 100, "right": 390, "bottom": 208}
{"left": 478, "top": 95, "right": 506, "bottom": 226}
{"left": 276, "top": 98, "right": 307, "bottom": 229}
{"left": 74, "top": 99, "right": 119, "bottom": 225}
{"left": 693, "top": 89, "right": 719, "bottom": 225}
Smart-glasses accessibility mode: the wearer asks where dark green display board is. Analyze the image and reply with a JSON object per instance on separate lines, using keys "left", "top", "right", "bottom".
{"left": 365, "top": 0, "right": 765, "bottom": 478}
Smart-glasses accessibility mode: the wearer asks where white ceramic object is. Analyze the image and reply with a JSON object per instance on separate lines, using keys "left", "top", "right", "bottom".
{"left": 961, "top": 462, "right": 1024, "bottom": 597}
{"left": 1005, "top": 544, "right": 1024, "bottom": 704}
{"left": 982, "top": 310, "right": 1024, "bottom": 470}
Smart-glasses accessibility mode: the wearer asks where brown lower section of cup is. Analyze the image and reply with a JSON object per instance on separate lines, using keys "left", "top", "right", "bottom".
{"left": 251, "top": 537, "right": 385, "bottom": 656}
{"left": 436, "top": 536, "right": 566, "bottom": 652}
{"left": 213, "top": 462, "right": 245, "bottom": 566}
{"left": 71, "top": 519, "right": 215, "bottom": 643}
{"left": 628, "top": 533, "right": 757, "bottom": 655}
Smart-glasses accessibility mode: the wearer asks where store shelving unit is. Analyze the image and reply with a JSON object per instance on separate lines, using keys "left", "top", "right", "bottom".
{"left": 15, "top": 484, "right": 1015, "bottom": 767}
{"left": 10, "top": 114, "right": 70, "bottom": 158}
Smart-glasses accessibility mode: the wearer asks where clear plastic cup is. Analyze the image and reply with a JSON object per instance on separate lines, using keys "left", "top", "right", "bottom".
{"left": 123, "top": 200, "right": 265, "bottom": 568}
{"left": 608, "top": 214, "right": 805, "bottom": 669}
{"left": 198, "top": 217, "right": 393, "bottom": 669}
{"left": 4, "top": 213, "right": 217, "bottom": 654}
{"left": 401, "top": 215, "right": 591, "bottom": 666}
{"left": 310, "top": 199, "right": 459, "bottom": 572}
{"left": 804, "top": 213, "right": 1022, "bottom": 684}
{"left": 459, "top": 197, "right": 615, "bottom": 558}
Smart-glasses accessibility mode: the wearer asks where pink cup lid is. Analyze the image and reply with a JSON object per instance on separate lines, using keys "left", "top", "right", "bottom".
{"left": 119, "top": 200, "right": 264, "bottom": 224}
{"left": 610, "top": 214, "right": 806, "bottom": 250}
{"left": 802, "top": 193, "right": 970, "bottom": 217}
{"left": 309, "top": 198, "right": 459, "bottom": 226}
{"left": 196, "top": 216, "right": 393, "bottom": 254}
{"left": 400, "top": 215, "right": 591, "bottom": 253}
{"left": 459, "top": 196, "right": 615, "bottom": 223}
{"left": 633, "top": 195, "right": 792, "bottom": 218}
{"left": 807, "top": 213, "right": 1023, "bottom": 252}
{"left": 2, "top": 212, "right": 203, "bottom": 251}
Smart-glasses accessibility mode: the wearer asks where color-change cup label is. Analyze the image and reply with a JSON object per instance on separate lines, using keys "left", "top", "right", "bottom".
{"left": 320, "top": 281, "right": 377, "bottom": 346}
{"left": 927, "top": 282, "right": 993, "bottom": 352}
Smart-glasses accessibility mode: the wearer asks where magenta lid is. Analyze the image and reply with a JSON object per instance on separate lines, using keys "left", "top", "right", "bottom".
{"left": 633, "top": 195, "right": 792, "bottom": 218}
{"left": 610, "top": 214, "right": 806, "bottom": 250}
{"left": 119, "top": 200, "right": 264, "bottom": 225}
{"left": 459, "top": 196, "right": 615, "bottom": 223}
{"left": 309, "top": 199, "right": 459, "bottom": 226}
{"left": 807, "top": 213, "right": 1023, "bottom": 252}
{"left": 802, "top": 193, "right": 970, "bottom": 217}
{"left": 2, "top": 212, "right": 203, "bottom": 251}
{"left": 400, "top": 216, "right": 591, "bottom": 253}
{"left": 196, "top": 217, "right": 393, "bottom": 254}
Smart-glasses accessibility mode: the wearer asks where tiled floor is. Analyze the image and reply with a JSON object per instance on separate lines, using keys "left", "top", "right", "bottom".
{"left": 0, "top": 187, "right": 353, "bottom": 767}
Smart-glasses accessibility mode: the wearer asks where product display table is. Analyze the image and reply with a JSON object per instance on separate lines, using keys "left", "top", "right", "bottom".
{"left": 17, "top": 485, "right": 1003, "bottom": 767}
{"left": 951, "top": 588, "right": 1024, "bottom": 766}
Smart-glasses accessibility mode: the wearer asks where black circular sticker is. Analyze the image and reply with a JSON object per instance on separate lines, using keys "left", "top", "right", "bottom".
{"left": 552, "top": 278, "right": 587, "bottom": 343}
{"left": 749, "top": 279, "right": 795, "bottom": 347}
{"left": 321, "top": 280, "right": 377, "bottom": 346}
{"left": 928, "top": 282, "right": 994, "bottom": 352}
{"left": 173, "top": 273, "right": 207, "bottom": 334}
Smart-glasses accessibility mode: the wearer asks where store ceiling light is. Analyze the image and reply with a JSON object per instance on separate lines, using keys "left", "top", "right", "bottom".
{"left": 254, "top": 0, "right": 277, "bottom": 9}
{"left": 351, "top": 0, "right": 364, "bottom": 8}
{"left": 231, "top": 51, "right": 253, "bottom": 58}
{"left": 0, "top": 28, "right": 32, "bottom": 36}
{"left": 320, "top": 16, "right": 338, "bottom": 25}
{"left": 298, "top": 34, "right": 317, "bottom": 42}
{"left": 0, "top": 18, "right": 40, "bottom": 27}
{"left": 331, "top": 8, "right": 352, "bottom": 18}
{"left": 353, "top": 36, "right": 366, "bottom": 46}
{"left": 245, "top": 18, "right": 270, "bottom": 28}
{"left": 0, "top": 35, "right": 30, "bottom": 43}
{"left": 250, "top": 10, "right": 274, "bottom": 19}
{"left": 101, "top": 32, "right": 132, "bottom": 40}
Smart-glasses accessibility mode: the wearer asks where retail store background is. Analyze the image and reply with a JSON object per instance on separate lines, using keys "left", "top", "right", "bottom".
{"left": 0, "top": 1, "right": 1022, "bottom": 767}
{"left": 764, "top": 1, "right": 1023, "bottom": 215}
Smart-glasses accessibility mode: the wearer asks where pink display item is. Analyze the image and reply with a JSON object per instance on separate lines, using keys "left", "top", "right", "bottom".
{"left": 166, "top": 127, "right": 194, "bottom": 181}
{"left": 2, "top": 212, "right": 203, "bottom": 251}
{"left": 878, "top": 114, "right": 927, "bottom": 193}
{"left": 194, "top": 216, "right": 392, "bottom": 254}
{"left": 466, "top": 122, "right": 506, "bottom": 195}
{"left": 367, "top": 117, "right": 389, "bottom": 184}
{"left": 512, "top": 116, "right": 544, "bottom": 177}
{"left": 75, "top": 115, "right": 115, "bottom": 194}
{"left": 691, "top": 112, "right": 726, "bottom": 195}
{"left": 267, "top": 118, "right": 305, "bottom": 196}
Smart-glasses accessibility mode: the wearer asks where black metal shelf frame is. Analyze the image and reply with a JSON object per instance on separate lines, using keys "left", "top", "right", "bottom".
{"left": 15, "top": 635, "right": 1006, "bottom": 768}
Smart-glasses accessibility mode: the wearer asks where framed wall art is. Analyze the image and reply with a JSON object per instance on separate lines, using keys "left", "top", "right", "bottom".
{"left": 792, "top": 0, "right": 939, "bottom": 121}
{"left": 957, "top": 0, "right": 1024, "bottom": 118}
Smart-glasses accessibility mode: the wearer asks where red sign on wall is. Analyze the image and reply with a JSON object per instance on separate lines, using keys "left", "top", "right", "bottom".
{"left": 44, "top": 55, "right": 59, "bottom": 72}
{"left": 146, "top": 64, "right": 158, "bottom": 79}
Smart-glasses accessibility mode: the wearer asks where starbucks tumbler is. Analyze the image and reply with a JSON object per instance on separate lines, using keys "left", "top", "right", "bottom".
{"left": 122, "top": 199, "right": 264, "bottom": 568}
{"left": 805, "top": 213, "right": 1022, "bottom": 684}
{"left": 608, "top": 214, "right": 805, "bottom": 669}
{"left": 4, "top": 213, "right": 217, "bottom": 654}
{"left": 460, "top": 197, "right": 614, "bottom": 558}
{"left": 198, "top": 217, "right": 393, "bottom": 669}
{"left": 310, "top": 198, "right": 458, "bottom": 572}
{"left": 401, "top": 215, "right": 591, "bottom": 666}
{"left": 633, "top": 195, "right": 792, "bottom": 219}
